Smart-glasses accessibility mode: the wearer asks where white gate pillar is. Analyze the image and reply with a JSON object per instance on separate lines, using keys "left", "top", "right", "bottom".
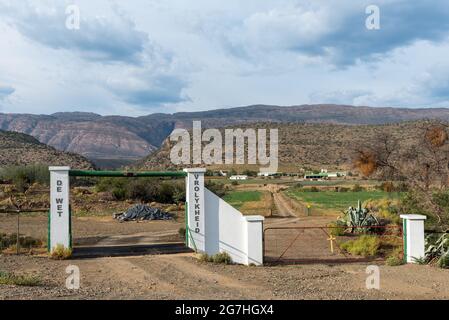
{"left": 184, "top": 168, "right": 206, "bottom": 252}
{"left": 400, "top": 214, "right": 427, "bottom": 263}
{"left": 244, "top": 216, "right": 264, "bottom": 265}
{"left": 49, "top": 166, "right": 71, "bottom": 252}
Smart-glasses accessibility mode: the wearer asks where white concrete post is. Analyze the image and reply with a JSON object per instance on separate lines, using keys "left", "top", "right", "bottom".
{"left": 49, "top": 166, "right": 71, "bottom": 252}
{"left": 400, "top": 214, "right": 427, "bottom": 263}
{"left": 244, "top": 216, "right": 264, "bottom": 265}
{"left": 184, "top": 168, "right": 206, "bottom": 253}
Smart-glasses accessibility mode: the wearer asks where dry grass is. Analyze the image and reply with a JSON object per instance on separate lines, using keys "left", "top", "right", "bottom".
{"left": 240, "top": 191, "right": 273, "bottom": 216}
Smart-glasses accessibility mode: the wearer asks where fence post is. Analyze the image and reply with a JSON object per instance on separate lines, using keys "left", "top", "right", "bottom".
{"left": 400, "top": 214, "right": 427, "bottom": 263}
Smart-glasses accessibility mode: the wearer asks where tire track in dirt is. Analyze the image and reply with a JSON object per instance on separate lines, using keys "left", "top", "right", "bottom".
{"left": 272, "top": 192, "right": 297, "bottom": 217}
{"left": 127, "top": 254, "right": 269, "bottom": 299}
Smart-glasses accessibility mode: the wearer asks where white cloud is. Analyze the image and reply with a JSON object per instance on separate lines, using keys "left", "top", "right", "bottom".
{"left": 0, "top": 0, "right": 449, "bottom": 115}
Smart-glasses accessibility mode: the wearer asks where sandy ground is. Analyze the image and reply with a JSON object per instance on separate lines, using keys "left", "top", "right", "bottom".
{"left": 2, "top": 250, "right": 449, "bottom": 300}
{"left": 0, "top": 213, "right": 448, "bottom": 300}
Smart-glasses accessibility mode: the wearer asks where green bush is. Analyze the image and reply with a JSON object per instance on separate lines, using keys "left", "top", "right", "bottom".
{"left": 0, "top": 233, "right": 44, "bottom": 252}
{"left": 206, "top": 181, "right": 228, "bottom": 197}
{"left": 178, "top": 227, "right": 186, "bottom": 239}
{"left": 94, "top": 178, "right": 186, "bottom": 204}
{"left": 340, "top": 235, "right": 380, "bottom": 257}
{"left": 199, "top": 252, "right": 233, "bottom": 264}
{"left": 386, "top": 247, "right": 404, "bottom": 266}
{"left": 437, "top": 253, "right": 449, "bottom": 268}
{"left": 112, "top": 187, "right": 126, "bottom": 201}
{"left": 328, "top": 221, "right": 346, "bottom": 236}
{"left": 0, "top": 165, "right": 49, "bottom": 192}
{"left": 0, "top": 270, "right": 41, "bottom": 286}
{"left": 211, "top": 252, "right": 233, "bottom": 264}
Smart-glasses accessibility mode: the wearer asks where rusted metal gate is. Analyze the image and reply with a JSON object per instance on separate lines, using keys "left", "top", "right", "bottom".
{"left": 263, "top": 225, "right": 403, "bottom": 264}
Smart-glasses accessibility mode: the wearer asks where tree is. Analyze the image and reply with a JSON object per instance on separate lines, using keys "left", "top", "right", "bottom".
{"left": 353, "top": 122, "right": 449, "bottom": 225}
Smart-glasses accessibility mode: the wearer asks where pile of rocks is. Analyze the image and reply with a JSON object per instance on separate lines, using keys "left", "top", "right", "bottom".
{"left": 113, "top": 204, "right": 172, "bottom": 222}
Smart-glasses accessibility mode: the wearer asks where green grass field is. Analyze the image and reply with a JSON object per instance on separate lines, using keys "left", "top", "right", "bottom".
{"left": 285, "top": 190, "right": 402, "bottom": 211}
{"left": 222, "top": 191, "right": 262, "bottom": 209}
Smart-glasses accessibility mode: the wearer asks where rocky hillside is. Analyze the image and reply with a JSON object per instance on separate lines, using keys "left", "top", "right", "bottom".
{"left": 0, "top": 130, "right": 93, "bottom": 169}
{"left": 1, "top": 105, "right": 449, "bottom": 162}
{"left": 136, "top": 121, "right": 427, "bottom": 172}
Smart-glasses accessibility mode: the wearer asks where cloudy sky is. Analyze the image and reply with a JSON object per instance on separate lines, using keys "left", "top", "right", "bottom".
{"left": 0, "top": 0, "right": 449, "bottom": 115}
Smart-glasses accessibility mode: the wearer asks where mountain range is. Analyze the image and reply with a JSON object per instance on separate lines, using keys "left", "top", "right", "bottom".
{"left": 1, "top": 104, "right": 449, "bottom": 166}
{"left": 0, "top": 130, "right": 93, "bottom": 169}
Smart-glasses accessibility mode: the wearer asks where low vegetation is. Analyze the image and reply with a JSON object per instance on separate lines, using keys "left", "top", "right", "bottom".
{"left": 95, "top": 177, "right": 186, "bottom": 204}
{"left": 340, "top": 235, "right": 381, "bottom": 257}
{"left": 223, "top": 191, "right": 262, "bottom": 210}
{"left": 199, "top": 252, "right": 233, "bottom": 264}
{"left": 386, "top": 247, "right": 405, "bottom": 266}
{"left": 337, "top": 201, "right": 379, "bottom": 232}
{"left": 0, "top": 270, "right": 41, "bottom": 286}
{"left": 424, "top": 233, "right": 449, "bottom": 268}
{"left": 0, "top": 165, "right": 49, "bottom": 192}
{"left": 50, "top": 244, "right": 72, "bottom": 260}
{"left": 0, "top": 233, "right": 45, "bottom": 253}
{"left": 285, "top": 189, "right": 401, "bottom": 212}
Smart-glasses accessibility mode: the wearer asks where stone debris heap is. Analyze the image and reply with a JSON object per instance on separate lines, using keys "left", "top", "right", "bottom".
{"left": 114, "top": 204, "right": 172, "bottom": 222}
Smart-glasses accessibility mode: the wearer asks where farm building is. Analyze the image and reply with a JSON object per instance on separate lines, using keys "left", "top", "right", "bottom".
{"left": 229, "top": 175, "right": 248, "bottom": 180}
{"left": 257, "top": 172, "right": 277, "bottom": 177}
{"left": 304, "top": 172, "right": 328, "bottom": 180}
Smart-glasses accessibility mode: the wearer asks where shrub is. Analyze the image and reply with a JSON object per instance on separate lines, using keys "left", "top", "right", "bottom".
{"left": 364, "top": 198, "right": 401, "bottom": 225}
{"left": 328, "top": 221, "right": 346, "bottom": 236}
{"left": 206, "top": 181, "right": 228, "bottom": 197}
{"left": 50, "top": 244, "right": 72, "bottom": 260}
{"left": 198, "top": 252, "right": 233, "bottom": 264}
{"left": 0, "top": 165, "right": 49, "bottom": 192}
{"left": 437, "top": 253, "right": 449, "bottom": 268}
{"left": 0, "top": 270, "right": 41, "bottom": 286}
{"left": 386, "top": 247, "right": 404, "bottom": 266}
{"left": 0, "top": 233, "right": 44, "bottom": 252}
{"left": 178, "top": 227, "right": 186, "bottom": 239}
{"left": 340, "top": 235, "right": 380, "bottom": 257}
{"left": 309, "top": 186, "right": 319, "bottom": 192}
{"left": 112, "top": 187, "right": 126, "bottom": 201}
{"left": 199, "top": 253, "right": 210, "bottom": 263}
{"left": 352, "top": 184, "right": 364, "bottom": 192}
{"left": 211, "top": 252, "right": 233, "bottom": 264}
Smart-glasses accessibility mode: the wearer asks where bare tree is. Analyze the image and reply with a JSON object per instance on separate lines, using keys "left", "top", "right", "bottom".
{"left": 353, "top": 122, "right": 449, "bottom": 225}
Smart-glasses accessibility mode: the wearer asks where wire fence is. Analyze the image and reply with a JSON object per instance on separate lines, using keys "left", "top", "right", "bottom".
{"left": 264, "top": 225, "right": 403, "bottom": 264}
{"left": 0, "top": 209, "right": 48, "bottom": 254}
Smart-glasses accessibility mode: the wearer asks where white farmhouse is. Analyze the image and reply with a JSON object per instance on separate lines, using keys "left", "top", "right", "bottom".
{"left": 229, "top": 175, "right": 248, "bottom": 180}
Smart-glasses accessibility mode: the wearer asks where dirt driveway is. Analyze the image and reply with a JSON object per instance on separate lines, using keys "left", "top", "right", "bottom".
{"left": 2, "top": 250, "right": 449, "bottom": 300}
{"left": 1, "top": 214, "right": 449, "bottom": 300}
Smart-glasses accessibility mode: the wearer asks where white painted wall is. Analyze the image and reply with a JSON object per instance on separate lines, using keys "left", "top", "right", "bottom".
{"left": 49, "top": 167, "right": 71, "bottom": 251}
{"left": 204, "top": 189, "right": 264, "bottom": 265}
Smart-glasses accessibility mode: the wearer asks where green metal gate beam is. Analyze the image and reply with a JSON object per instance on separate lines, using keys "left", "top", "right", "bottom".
{"left": 68, "top": 170, "right": 187, "bottom": 178}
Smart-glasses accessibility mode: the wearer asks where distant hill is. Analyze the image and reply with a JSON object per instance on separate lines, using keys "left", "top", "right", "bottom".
{"left": 135, "top": 121, "right": 428, "bottom": 172}
{"left": 1, "top": 104, "right": 449, "bottom": 162}
{"left": 0, "top": 130, "right": 93, "bottom": 169}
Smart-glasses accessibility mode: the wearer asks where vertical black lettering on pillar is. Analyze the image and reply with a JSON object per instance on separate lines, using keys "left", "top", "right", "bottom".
{"left": 193, "top": 174, "right": 201, "bottom": 234}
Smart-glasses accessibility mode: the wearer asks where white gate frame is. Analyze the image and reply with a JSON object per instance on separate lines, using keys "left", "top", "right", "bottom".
{"left": 49, "top": 167, "right": 264, "bottom": 265}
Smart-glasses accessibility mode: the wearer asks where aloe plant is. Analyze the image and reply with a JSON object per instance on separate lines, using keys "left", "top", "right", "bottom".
{"left": 425, "top": 233, "right": 449, "bottom": 268}
{"left": 339, "top": 200, "right": 379, "bottom": 233}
